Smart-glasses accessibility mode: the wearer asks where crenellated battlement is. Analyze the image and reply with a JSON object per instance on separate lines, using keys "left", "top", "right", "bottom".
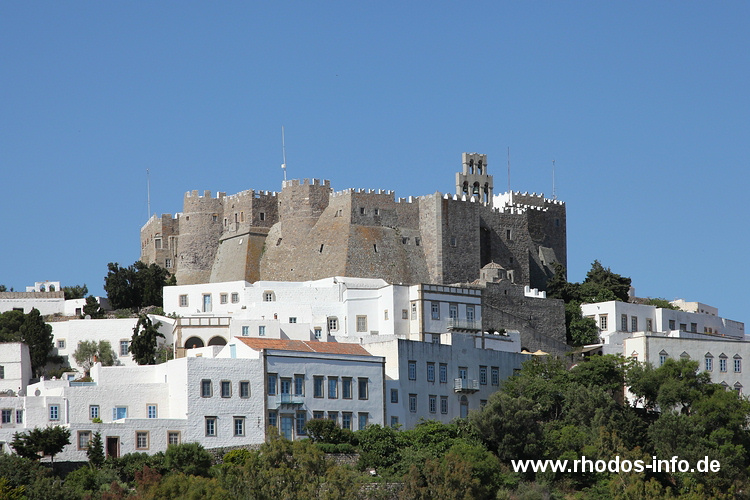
{"left": 282, "top": 178, "right": 331, "bottom": 188}
{"left": 331, "top": 188, "right": 396, "bottom": 197}
{"left": 185, "top": 190, "right": 227, "bottom": 199}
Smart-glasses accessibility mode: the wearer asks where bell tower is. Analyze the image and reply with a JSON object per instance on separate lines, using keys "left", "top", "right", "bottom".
{"left": 456, "top": 152, "right": 494, "bottom": 206}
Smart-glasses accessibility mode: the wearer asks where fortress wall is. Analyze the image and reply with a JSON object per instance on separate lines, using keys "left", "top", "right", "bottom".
{"left": 438, "top": 196, "right": 483, "bottom": 284}
{"left": 140, "top": 214, "right": 179, "bottom": 271}
{"left": 210, "top": 227, "right": 270, "bottom": 283}
{"left": 176, "top": 191, "right": 225, "bottom": 285}
{"left": 417, "top": 195, "right": 443, "bottom": 283}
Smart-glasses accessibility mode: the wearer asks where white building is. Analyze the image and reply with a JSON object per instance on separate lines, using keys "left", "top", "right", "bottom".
{"left": 0, "top": 337, "right": 384, "bottom": 460}
{"left": 0, "top": 343, "right": 32, "bottom": 396}
{"left": 0, "top": 280, "right": 109, "bottom": 317}
{"left": 51, "top": 316, "right": 175, "bottom": 374}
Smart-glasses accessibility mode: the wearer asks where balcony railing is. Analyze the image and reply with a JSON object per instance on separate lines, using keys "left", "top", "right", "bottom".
{"left": 446, "top": 319, "right": 481, "bottom": 331}
{"left": 272, "top": 394, "right": 305, "bottom": 407}
{"left": 454, "top": 378, "right": 480, "bottom": 393}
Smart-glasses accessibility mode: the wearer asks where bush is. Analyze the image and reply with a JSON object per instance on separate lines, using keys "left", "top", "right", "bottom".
{"left": 109, "top": 452, "right": 165, "bottom": 483}
{"left": 164, "top": 443, "right": 213, "bottom": 477}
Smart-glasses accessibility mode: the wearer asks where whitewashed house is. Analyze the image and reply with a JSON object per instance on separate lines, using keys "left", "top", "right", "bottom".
{"left": 0, "top": 343, "right": 32, "bottom": 396}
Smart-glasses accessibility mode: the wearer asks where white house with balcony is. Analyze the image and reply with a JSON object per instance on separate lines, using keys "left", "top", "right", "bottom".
{"left": 0, "top": 337, "right": 384, "bottom": 460}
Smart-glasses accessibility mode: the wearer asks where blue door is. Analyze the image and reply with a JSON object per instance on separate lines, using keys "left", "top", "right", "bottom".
{"left": 280, "top": 415, "right": 294, "bottom": 440}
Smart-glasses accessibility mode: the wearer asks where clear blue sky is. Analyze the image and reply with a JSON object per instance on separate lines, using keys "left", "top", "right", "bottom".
{"left": 2, "top": 2, "right": 748, "bottom": 325}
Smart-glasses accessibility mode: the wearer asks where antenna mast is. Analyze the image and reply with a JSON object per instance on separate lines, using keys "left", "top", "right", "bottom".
{"left": 552, "top": 159, "right": 556, "bottom": 200}
{"left": 506, "top": 147, "right": 511, "bottom": 193}
{"left": 281, "top": 126, "right": 287, "bottom": 182}
{"left": 147, "top": 168, "right": 151, "bottom": 218}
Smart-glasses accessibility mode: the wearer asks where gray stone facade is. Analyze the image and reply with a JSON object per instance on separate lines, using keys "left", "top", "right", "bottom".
{"left": 140, "top": 153, "right": 567, "bottom": 291}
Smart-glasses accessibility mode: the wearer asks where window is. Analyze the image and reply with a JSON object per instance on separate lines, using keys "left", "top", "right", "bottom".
{"left": 391, "top": 388, "right": 399, "bottom": 403}
{"left": 408, "top": 361, "right": 417, "bottom": 380}
{"left": 691, "top": 323, "right": 697, "bottom": 333}
{"left": 466, "top": 306, "right": 475, "bottom": 322}
{"left": 234, "top": 417, "right": 245, "bottom": 436}
{"left": 735, "top": 356, "right": 742, "bottom": 373}
{"left": 342, "top": 377, "right": 352, "bottom": 399}
{"left": 260, "top": 212, "right": 266, "bottom": 221}
{"left": 120, "top": 340, "right": 130, "bottom": 357}
{"left": 479, "top": 366, "right": 487, "bottom": 385}
{"left": 263, "top": 291, "right": 275, "bottom": 302}
{"left": 402, "top": 309, "right": 409, "bottom": 320}
{"left": 328, "top": 377, "right": 338, "bottom": 399}
{"left": 154, "top": 238, "right": 162, "bottom": 249}
{"left": 358, "top": 378, "right": 369, "bottom": 400}
{"left": 391, "top": 416, "right": 399, "bottom": 427}
{"left": 268, "top": 374, "right": 277, "bottom": 396}
{"left": 57, "top": 339, "right": 66, "bottom": 349}
{"left": 491, "top": 367, "right": 499, "bottom": 386}
{"left": 705, "top": 355, "right": 713, "bottom": 372}
{"left": 165, "top": 258, "right": 172, "bottom": 268}
{"left": 168, "top": 431, "right": 181, "bottom": 445}
{"left": 0, "top": 366, "right": 3, "bottom": 379}
{"left": 480, "top": 400, "right": 487, "bottom": 409}
{"left": 1, "top": 409, "right": 11, "bottom": 424}
{"left": 113, "top": 407, "right": 127, "bottom": 420}
{"left": 599, "top": 315, "right": 608, "bottom": 330}
{"left": 432, "top": 333, "right": 440, "bottom": 344}
{"left": 136, "top": 431, "right": 149, "bottom": 450}
{"left": 314, "top": 376, "right": 324, "bottom": 398}
{"left": 735, "top": 383, "right": 743, "bottom": 395}
{"left": 259, "top": 325, "right": 266, "bottom": 336}
{"left": 449, "top": 304, "right": 458, "bottom": 319}
{"left": 669, "top": 319, "right": 676, "bottom": 330}
{"left": 147, "top": 405, "right": 157, "bottom": 419}
{"left": 16, "top": 409, "right": 23, "bottom": 424}
{"left": 202, "top": 294, "right": 212, "bottom": 312}
{"left": 680, "top": 323, "right": 687, "bottom": 331}
{"left": 374, "top": 208, "right": 380, "bottom": 216}
{"left": 179, "top": 295, "right": 188, "bottom": 307}
{"left": 431, "top": 302, "right": 440, "bottom": 320}
{"left": 415, "top": 237, "right": 421, "bottom": 246}
{"left": 450, "top": 236, "right": 457, "bottom": 247}
{"left": 242, "top": 326, "right": 249, "bottom": 337}
{"left": 384, "top": 309, "right": 389, "bottom": 320}
{"left": 360, "top": 207, "right": 366, "bottom": 215}
{"left": 231, "top": 292, "right": 239, "bottom": 303}
{"left": 313, "top": 411, "right": 325, "bottom": 420}
{"left": 429, "top": 395, "right": 437, "bottom": 413}
{"left": 294, "top": 375, "right": 304, "bottom": 396}
{"left": 289, "top": 317, "right": 297, "bottom": 324}
{"left": 402, "top": 237, "right": 408, "bottom": 244}
{"left": 356, "top": 315, "right": 368, "bottom": 332}
{"left": 78, "top": 431, "right": 92, "bottom": 450}
{"left": 201, "top": 379, "right": 212, "bottom": 398}
{"left": 621, "top": 314, "right": 628, "bottom": 331}
{"left": 409, "top": 394, "right": 417, "bottom": 413}
{"left": 631, "top": 317, "right": 638, "bottom": 332}
{"left": 411, "top": 303, "right": 417, "bottom": 319}
{"left": 342, "top": 412, "right": 352, "bottom": 430}
{"left": 427, "top": 362, "right": 435, "bottom": 382}
{"left": 221, "top": 381, "right": 231, "bottom": 398}
{"left": 328, "top": 411, "right": 338, "bottom": 423}
{"left": 327, "top": 317, "right": 338, "bottom": 331}
{"left": 659, "top": 352, "right": 667, "bottom": 366}
{"left": 358, "top": 413, "right": 368, "bottom": 430}
{"left": 720, "top": 356, "right": 728, "bottom": 373}
{"left": 440, "top": 396, "right": 448, "bottom": 414}
{"left": 314, "top": 327, "right": 322, "bottom": 339}
{"left": 89, "top": 405, "right": 99, "bottom": 420}
{"left": 296, "top": 411, "right": 307, "bottom": 435}
{"left": 646, "top": 318, "right": 653, "bottom": 332}
{"left": 205, "top": 417, "right": 216, "bottom": 437}
{"left": 240, "top": 381, "right": 250, "bottom": 398}
{"left": 49, "top": 405, "right": 59, "bottom": 421}
{"left": 220, "top": 293, "right": 228, "bottom": 304}
{"left": 439, "top": 363, "right": 447, "bottom": 383}
{"left": 268, "top": 411, "right": 277, "bottom": 428}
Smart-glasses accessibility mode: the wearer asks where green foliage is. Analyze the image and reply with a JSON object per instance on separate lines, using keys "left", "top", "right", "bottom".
{"left": 0, "top": 452, "right": 51, "bottom": 490}
{"left": 82, "top": 295, "right": 105, "bottom": 318}
{"left": 156, "top": 343, "right": 175, "bottom": 364}
{"left": 645, "top": 297, "right": 679, "bottom": 310}
{"left": 62, "top": 464, "right": 119, "bottom": 498}
{"left": 73, "top": 340, "right": 116, "bottom": 374}
{"left": 130, "top": 314, "right": 164, "bottom": 365}
{"left": 11, "top": 426, "right": 71, "bottom": 461}
{"left": 62, "top": 284, "right": 88, "bottom": 300}
{"left": 0, "top": 284, "right": 7, "bottom": 292}
{"left": 136, "top": 471, "right": 230, "bottom": 499}
{"left": 104, "top": 261, "right": 175, "bottom": 310}
{"left": 0, "top": 309, "right": 25, "bottom": 339}
{"left": 108, "top": 451, "right": 166, "bottom": 484}
{"left": 305, "top": 417, "right": 355, "bottom": 445}
{"left": 564, "top": 301, "right": 600, "bottom": 346}
{"left": 0, "top": 477, "right": 25, "bottom": 500}
{"left": 19, "top": 308, "right": 55, "bottom": 377}
{"left": 88, "top": 431, "right": 105, "bottom": 468}
{"left": 163, "top": 442, "right": 213, "bottom": 477}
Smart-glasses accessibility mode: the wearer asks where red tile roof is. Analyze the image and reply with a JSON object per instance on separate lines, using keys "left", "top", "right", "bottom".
{"left": 236, "top": 337, "right": 371, "bottom": 356}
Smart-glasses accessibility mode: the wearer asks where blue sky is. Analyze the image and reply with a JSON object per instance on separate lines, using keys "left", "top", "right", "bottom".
{"left": 1, "top": 2, "right": 748, "bottom": 325}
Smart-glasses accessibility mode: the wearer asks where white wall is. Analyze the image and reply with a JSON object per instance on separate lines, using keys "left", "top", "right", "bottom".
{"left": 0, "top": 343, "right": 32, "bottom": 394}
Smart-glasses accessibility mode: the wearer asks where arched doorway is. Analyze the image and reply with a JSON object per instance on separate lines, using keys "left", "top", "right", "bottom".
{"left": 184, "top": 337, "right": 205, "bottom": 349}
{"left": 208, "top": 336, "right": 227, "bottom": 346}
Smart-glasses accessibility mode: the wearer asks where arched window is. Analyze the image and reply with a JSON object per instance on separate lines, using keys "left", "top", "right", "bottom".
{"left": 468, "top": 159, "right": 474, "bottom": 174}
{"left": 472, "top": 182, "right": 480, "bottom": 195}
{"left": 185, "top": 337, "right": 205, "bottom": 349}
{"left": 462, "top": 181, "right": 469, "bottom": 194}
{"left": 208, "top": 336, "right": 227, "bottom": 346}
{"left": 477, "top": 160, "right": 483, "bottom": 175}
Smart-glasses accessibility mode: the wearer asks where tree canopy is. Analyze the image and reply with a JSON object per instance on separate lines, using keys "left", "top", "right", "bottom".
{"left": 130, "top": 314, "right": 165, "bottom": 365}
{"left": 11, "top": 426, "right": 70, "bottom": 462}
{"left": 0, "top": 309, "right": 55, "bottom": 377}
{"left": 72, "top": 340, "right": 116, "bottom": 375}
{"left": 104, "top": 261, "right": 175, "bottom": 310}
{"left": 62, "top": 284, "right": 88, "bottom": 300}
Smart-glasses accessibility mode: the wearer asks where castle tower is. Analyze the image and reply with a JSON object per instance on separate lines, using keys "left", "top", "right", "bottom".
{"left": 175, "top": 191, "right": 225, "bottom": 285}
{"left": 456, "top": 152, "right": 494, "bottom": 206}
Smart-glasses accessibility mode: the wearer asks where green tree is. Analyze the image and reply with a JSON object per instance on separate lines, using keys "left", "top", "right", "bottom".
{"left": 11, "top": 426, "right": 71, "bottom": 463}
{"left": 130, "top": 314, "right": 164, "bottom": 365}
{"left": 87, "top": 431, "right": 105, "bottom": 468}
{"left": 583, "top": 260, "right": 632, "bottom": 302}
{"left": 163, "top": 442, "right": 213, "bottom": 477}
{"left": 73, "top": 340, "right": 116, "bottom": 375}
{"left": 62, "top": 284, "right": 88, "bottom": 300}
{"left": 82, "top": 295, "right": 105, "bottom": 318}
{"left": 19, "top": 308, "right": 54, "bottom": 377}
{"left": 104, "top": 261, "right": 175, "bottom": 310}
{"left": 0, "top": 309, "right": 25, "bottom": 340}
{"left": 0, "top": 284, "right": 7, "bottom": 292}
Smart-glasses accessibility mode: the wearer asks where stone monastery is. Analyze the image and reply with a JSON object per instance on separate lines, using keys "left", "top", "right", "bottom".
{"left": 140, "top": 152, "right": 567, "bottom": 291}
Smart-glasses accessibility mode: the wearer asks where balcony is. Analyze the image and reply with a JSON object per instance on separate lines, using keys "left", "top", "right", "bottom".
{"left": 271, "top": 393, "right": 304, "bottom": 407}
{"left": 454, "top": 378, "right": 479, "bottom": 393}
{"left": 446, "top": 319, "right": 481, "bottom": 332}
